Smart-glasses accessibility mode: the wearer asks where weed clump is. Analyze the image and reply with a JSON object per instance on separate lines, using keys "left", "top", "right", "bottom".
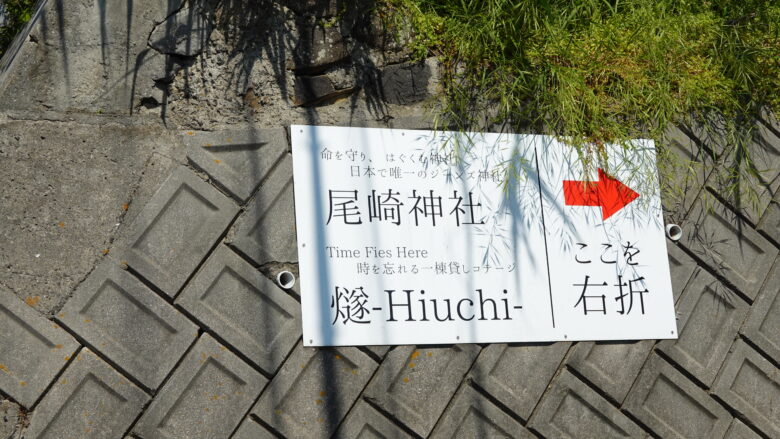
{"left": 384, "top": 0, "right": 780, "bottom": 211}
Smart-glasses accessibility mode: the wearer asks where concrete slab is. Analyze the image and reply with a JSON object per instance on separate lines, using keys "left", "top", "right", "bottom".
{"left": 176, "top": 245, "right": 301, "bottom": 375}
{"left": 681, "top": 199, "right": 778, "bottom": 300}
{"left": 667, "top": 243, "right": 698, "bottom": 303}
{"left": 228, "top": 154, "right": 297, "bottom": 265}
{"left": 0, "top": 0, "right": 179, "bottom": 113}
{"left": 659, "top": 125, "right": 713, "bottom": 223}
{"left": 529, "top": 370, "right": 644, "bottom": 438}
{"left": 0, "top": 399, "right": 21, "bottom": 439}
{"left": 468, "top": 342, "right": 569, "bottom": 421}
{"left": 56, "top": 262, "right": 198, "bottom": 390}
{"left": 363, "top": 345, "right": 391, "bottom": 361}
{"left": 712, "top": 340, "right": 780, "bottom": 438}
{"left": 232, "top": 416, "right": 276, "bottom": 439}
{"left": 117, "top": 167, "right": 238, "bottom": 297}
{"left": 709, "top": 118, "right": 780, "bottom": 224}
{"left": 725, "top": 419, "right": 762, "bottom": 439}
{"left": 23, "top": 348, "right": 148, "bottom": 439}
{"left": 757, "top": 200, "right": 780, "bottom": 245}
{"left": 0, "top": 120, "right": 180, "bottom": 314}
{"left": 184, "top": 127, "right": 288, "bottom": 202}
{"left": 430, "top": 385, "right": 534, "bottom": 439}
{"left": 566, "top": 340, "right": 654, "bottom": 404}
{"left": 334, "top": 400, "right": 412, "bottom": 439}
{"left": 740, "top": 257, "right": 780, "bottom": 361}
{"left": 149, "top": 5, "right": 213, "bottom": 57}
{"left": 657, "top": 269, "right": 749, "bottom": 387}
{"left": 363, "top": 344, "right": 480, "bottom": 437}
{"left": 134, "top": 334, "right": 266, "bottom": 439}
{"left": 624, "top": 354, "right": 732, "bottom": 439}
{"left": 0, "top": 288, "right": 78, "bottom": 408}
{"left": 252, "top": 342, "right": 376, "bottom": 439}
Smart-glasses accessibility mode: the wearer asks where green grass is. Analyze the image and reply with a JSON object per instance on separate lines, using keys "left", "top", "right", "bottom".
{"left": 382, "top": 0, "right": 780, "bottom": 212}
{"left": 0, "top": 0, "right": 36, "bottom": 59}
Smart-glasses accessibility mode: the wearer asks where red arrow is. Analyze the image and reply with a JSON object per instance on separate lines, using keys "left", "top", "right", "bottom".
{"left": 563, "top": 168, "right": 640, "bottom": 220}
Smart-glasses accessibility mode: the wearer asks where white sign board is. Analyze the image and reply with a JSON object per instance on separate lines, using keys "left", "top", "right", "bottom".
{"left": 291, "top": 125, "right": 678, "bottom": 346}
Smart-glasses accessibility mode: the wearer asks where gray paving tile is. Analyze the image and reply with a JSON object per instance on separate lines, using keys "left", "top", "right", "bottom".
{"left": 0, "top": 288, "right": 79, "bottom": 408}
{"left": 681, "top": 199, "right": 778, "bottom": 300}
{"left": 232, "top": 416, "right": 276, "bottom": 439}
{"left": 252, "top": 342, "right": 376, "bottom": 439}
{"left": 740, "top": 257, "right": 780, "bottom": 362}
{"left": 134, "top": 334, "right": 267, "bottom": 439}
{"left": 667, "top": 243, "right": 698, "bottom": 303}
{"left": 117, "top": 167, "right": 238, "bottom": 297}
{"left": 469, "top": 342, "right": 569, "bottom": 421}
{"left": 713, "top": 117, "right": 780, "bottom": 224}
{"left": 566, "top": 340, "right": 654, "bottom": 404}
{"left": 624, "top": 354, "right": 732, "bottom": 439}
{"left": 657, "top": 269, "right": 749, "bottom": 387}
{"left": 56, "top": 262, "right": 198, "bottom": 390}
{"left": 430, "top": 385, "right": 534, "bottom": 439}
{"left": 0, "top": 399, "right": 21, "bottom": 439}
{"left": 24, "top": 348, "right": 148, "bottom": 439}
{"left": 725, "top": 419, "right": 762, "bottom": 439}
{"left": 712, "top": 340, "right": 780, "bottom": 438}
{"left": 228, "top": 155, "right": 297, "bottom": 265}
{"left": 757, "top": 200, "right": 780, "bottom": 245}
{"left": 183, "top": 128, "right": 288, "bottom": 202}
{"left": 660, "top": 125, "right": 712, "bottom": 222}
{"left": 529, "top": 370, "right": 644, "bottom": 439}
{"left": 176, "top": 245, "right": 301, "bottom": 375}
{"left": 363, "top": 344, "right": 480, "bottom": 437}
{"left": 364, "top": 345, "right": 391, "bottom": 361}
{"left": 334, "top": 400, "right": 413, "bottom": 439}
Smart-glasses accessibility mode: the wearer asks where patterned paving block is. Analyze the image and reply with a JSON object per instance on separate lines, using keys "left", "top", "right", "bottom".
{"left": 725, "top": 419, "right": 762, "bottom": 439}
{"left": 667, "top": 243, "right": 698, "bottom": 303}
{"left": 232, "top": 416, "right": 276, "bottom": 439}
{"left": 228, "top": 155, "right": 297, "bottom": 265}
{"left": 334, "top": 400, "right": 413, "bottom": 439}
{"left": 660, "top": 125, "right": 712, "bottom": 221}
{"left": 657, "top": 269, "right": 749, "bottom": 387}
{"left": 681, "top": 199, "right": 778, "bottom": 300}
{"left": 252, "top": 342, "right": 376, "bottom": 439}
{"left": 740, "top": 257, "right": 780, "bottom": 361}
{"left": 757, "top": 200, "right": 780, "bottom": 245}
{"left": 469, "top": 342, "right": 569, "bottom": 421}
{"left": 363, "top": 344, "right": 481, "bottom": 437}
{"left": 529, "top": 370, "right": 644, "bottom": 438}
{"left": 364, "top": 345, "right": 391, "bottom": 361}
{"left": 751, "top": 119, "right": 780, "bottom": 213}
{"left": 176, "top": 245, "right": 301, "bottom": 375}
{"left": 0, "top": 288, "right": 78, "bottom": 408}
{"left": 715, "top": 118, "right": 780, "bottom": 224}
{"left": 712, "top": 340, "right": 780, "bottom": 438}
{"left": 566, "top": 340, "right": 654, "bottom": 404}
{"left": 134, "top": 334, "right": 267, "bottom": 439}
{"left": 624, "top": 354, "right": 732, "bottom": 439}
{"left": 0, "top": 399, "right": 21, "bottom": 439}
{"left": 118, "top": 167, "right": 239, "bottom": 297}
{"left": 56, "top": 262, "right": 198, "bottom": 390}
{"left": 430, "top": 385, "right": 534, "bottom": 439}
{"left": 24, "top": 348, "right": 148, "bottom": 439}
{"left": 184, "top": 128, "right": 288, "bottom": 202}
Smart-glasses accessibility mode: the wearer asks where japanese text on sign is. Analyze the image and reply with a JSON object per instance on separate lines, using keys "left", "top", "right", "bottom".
{"left": 292, "top": 125, "right": 678, "bottom": 346}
